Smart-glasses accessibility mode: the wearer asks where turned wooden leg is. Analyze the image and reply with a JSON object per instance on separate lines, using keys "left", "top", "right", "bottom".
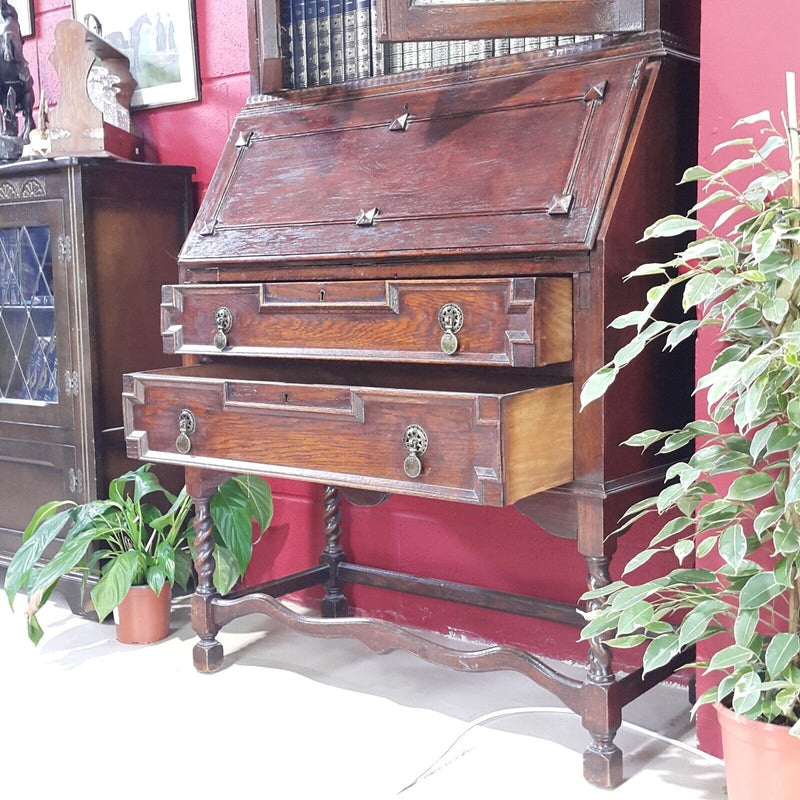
{"left": 319, "top": 485, "right": 349, "bottom": 618}
{"left": 189, "top": 482, "right": 224, "bottom": 673}
{"left": 582, "top": 554, "right": 623, "bottom": 788}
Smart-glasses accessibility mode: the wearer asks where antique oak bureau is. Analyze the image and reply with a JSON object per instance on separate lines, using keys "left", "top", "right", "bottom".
{"left": 123, "top": 10, "right": 698, "bottom": 788}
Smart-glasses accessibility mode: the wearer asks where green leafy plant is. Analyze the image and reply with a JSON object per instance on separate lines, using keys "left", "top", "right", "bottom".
{"left": 579, "top": 107, "right": 800, "bottom": 736}
{"left": 4, "top": 464, "right": 273, "bottom": 643}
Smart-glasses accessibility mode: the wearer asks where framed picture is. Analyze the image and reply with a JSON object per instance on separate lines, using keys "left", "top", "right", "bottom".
{"left": 70, "top": 1, "right": 200, "bottom": 110}
{"left": 8, "top": 0, "right": 34, "bottom": 38}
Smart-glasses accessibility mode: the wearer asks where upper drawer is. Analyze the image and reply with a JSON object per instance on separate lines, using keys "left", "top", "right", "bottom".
{"left": 180, "top": 54, "right": 645, "bottom": 266}
{"left": 162, "top": 277, "right": 572, "bottom": 367}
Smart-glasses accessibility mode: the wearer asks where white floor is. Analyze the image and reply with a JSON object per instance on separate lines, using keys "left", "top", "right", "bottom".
{"left": 1, "top": 592, "right": 727, "bottom": 800}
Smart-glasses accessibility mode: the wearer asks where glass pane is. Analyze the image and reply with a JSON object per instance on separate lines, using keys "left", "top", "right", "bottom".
{"left": 277, "top": 0, "right": 605, "bottom": 88}
{"left": 414, "top": 0, "right": 528, "bottom": 5}
{"left": 383, "top": 34, "right": 599, "bottom": 73}
{"left": 0, "top": 225, "right": 58, "bottom": 404}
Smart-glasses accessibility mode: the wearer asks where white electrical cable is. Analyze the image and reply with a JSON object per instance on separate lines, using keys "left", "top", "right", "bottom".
{"left": 398, "top": 706, "right": 724, "bottom": 794}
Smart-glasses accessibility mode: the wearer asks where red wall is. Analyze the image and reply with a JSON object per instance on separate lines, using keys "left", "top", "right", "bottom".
{"left": 26, "top": 0, "right": 251, "bottom": 197}
{"left": 695, "top": 0, "right": 800, "bottom": 757}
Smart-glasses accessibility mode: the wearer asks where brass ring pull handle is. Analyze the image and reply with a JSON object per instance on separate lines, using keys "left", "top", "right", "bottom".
{"left": 403, "top": 425, "right": 428, "bottom": 479}
{"left": 213, "top": 306, "right": 233, "bottom": 350}
{"left": 176, "top": 409, "right": 196, "bottom": 454}
{"left": 438, "top": 303, "right": 464, "bottom": 356}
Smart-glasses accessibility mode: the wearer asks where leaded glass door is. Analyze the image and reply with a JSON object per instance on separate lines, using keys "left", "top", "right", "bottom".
{"left": 0, "top": 200, "right": 74, "bottom": 428}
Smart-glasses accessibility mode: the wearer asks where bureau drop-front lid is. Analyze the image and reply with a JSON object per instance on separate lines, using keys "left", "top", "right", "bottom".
{"left": 180, "top": 53, "right": 647, "bottom": 267}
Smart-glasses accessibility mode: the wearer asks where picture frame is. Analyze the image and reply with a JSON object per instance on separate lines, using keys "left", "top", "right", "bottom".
{"left": 8, "top": 0, "right": 34, "bottom": 38}
{"left": 70, "top": 0, "right": 200, "bottom": 110}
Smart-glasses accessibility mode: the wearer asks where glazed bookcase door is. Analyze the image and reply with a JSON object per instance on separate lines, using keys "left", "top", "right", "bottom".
{"left": 0, "top": 199, "right": 75, "bottom": 428}
{"left": 375, "top": 0, "right": 645, "bottom": 42}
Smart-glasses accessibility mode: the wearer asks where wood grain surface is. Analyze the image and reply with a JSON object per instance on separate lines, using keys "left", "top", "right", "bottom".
{"left": 181, "top": 55, "right": 645, "bottom": 264}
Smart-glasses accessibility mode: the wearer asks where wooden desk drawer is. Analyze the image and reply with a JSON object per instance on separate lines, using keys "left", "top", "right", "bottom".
{"left": 162, "top": 278, "right": 572, "bottom": 367}
{"left": 123, "top": 362, "right": 572, "bottom": 506}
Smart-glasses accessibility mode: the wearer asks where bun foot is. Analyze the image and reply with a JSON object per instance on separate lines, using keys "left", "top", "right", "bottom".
{"left": 583, "top": 740, "right": 623, "bottom": 788}
{"left": 193, "top": 639, "right": 224, "bottom": 673}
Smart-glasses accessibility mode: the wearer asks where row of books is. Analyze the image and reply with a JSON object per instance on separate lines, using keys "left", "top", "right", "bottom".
{"left": 1, "top": 272, "right": 55, "bottom": 305}
{"left": 382, "top": 35, "right": 597, "bottom": 75}
{"left": 1, "top": 263, "right": 54, "bottom": 306}
{"left": 21, "top": 335, "right": 58, "bottom": 403}
{"left": 280, "top": 0, "right": 385, "bottom": 88}
{"left": 0, "top": 334, "right": 58, "bottom": 403}
{"left": 277, "top": 0, "right": 599, "bottom": 91}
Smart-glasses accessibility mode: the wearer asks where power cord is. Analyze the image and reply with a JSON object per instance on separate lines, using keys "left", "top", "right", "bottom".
{"left": 398, "top": 706, "right": 723, "bottom": 794}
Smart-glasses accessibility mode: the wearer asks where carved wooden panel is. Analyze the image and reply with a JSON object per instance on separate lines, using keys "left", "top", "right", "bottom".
{"left": 0, "top": 439, "right": 75, "bottom": 532}
{"left": 0, "top": 176, "right": 46, "bottom": 199}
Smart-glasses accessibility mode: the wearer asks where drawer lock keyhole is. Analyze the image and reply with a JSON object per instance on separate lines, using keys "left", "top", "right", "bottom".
{"left": 403, "top": 424, "right": 428, "bottom": 479}
{"left": 438, "top": 303, "right": 464, "bottom": 356}
{"left": 176, "top": 408, "right": 196, "bottom": 454}
{"left": 213, "top": 306, "right": 233, "bottom": 350}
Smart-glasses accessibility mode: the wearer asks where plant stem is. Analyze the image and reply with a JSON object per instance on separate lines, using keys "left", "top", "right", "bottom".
{"left": 776, "top": 73, "right": 800, "bottom": 335}
{"left": 787, "top": 73, "right": 800, "bottom": 207}
{"left": 784, "top": 73, "right": 800, "bottom": 662}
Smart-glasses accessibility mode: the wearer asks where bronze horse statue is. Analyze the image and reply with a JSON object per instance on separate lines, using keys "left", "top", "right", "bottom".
{"left": 0, "top": 0, "right": 34, "bottom": 142}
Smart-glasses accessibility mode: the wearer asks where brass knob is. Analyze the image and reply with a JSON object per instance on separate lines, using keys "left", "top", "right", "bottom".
{"left": 403, "top": 425, "right": 428, "bottom": 479}
{"left": 176, "top": 409, "right": 196, "bottom": 454}
{"left": 213, "top": 306, "right": 233, "bottom": 350}
{"left": 438, "top": 303, "right": 464, "bottom": 356}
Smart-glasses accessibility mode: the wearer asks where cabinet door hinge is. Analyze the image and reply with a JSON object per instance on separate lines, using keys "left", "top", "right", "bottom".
{"left": 64, "top": 370, "right": 79, "bottom": 397}
{"left": 57, "top": 234, "right": 72, "bottom": 265}
{"left": 68, "top": 468, "right": 83, "bottom": 495}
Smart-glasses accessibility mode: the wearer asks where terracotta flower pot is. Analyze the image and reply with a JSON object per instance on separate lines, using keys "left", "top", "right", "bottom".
{"left": 113, "top": 583, "right": 171, "bottom": 644}
{"left": 715, "top": 701, "right": 800, "bottom": 800}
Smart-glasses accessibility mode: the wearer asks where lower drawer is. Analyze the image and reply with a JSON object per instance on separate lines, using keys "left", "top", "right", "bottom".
{"left": 123, "top": 362, "right": 572, "bottom": 506}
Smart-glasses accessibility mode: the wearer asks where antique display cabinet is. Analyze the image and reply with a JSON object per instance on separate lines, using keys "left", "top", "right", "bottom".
{"left": 0, "top": 158, "right": 193, "bottom": 612}
{"left": 123, "top": 0, "right": 699, "bottom": 787}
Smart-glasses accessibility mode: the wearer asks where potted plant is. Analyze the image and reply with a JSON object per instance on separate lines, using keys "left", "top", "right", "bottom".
{"left": 578, "top": 86, "right": 800, "bottom": 800}
{"left": 3, "top": 463, "right": 272, "bottom": 645}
